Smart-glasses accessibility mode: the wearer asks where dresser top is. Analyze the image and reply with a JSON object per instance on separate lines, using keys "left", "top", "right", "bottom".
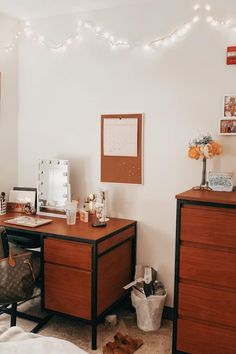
{"left": 176, "top": 189, "right": 236, "bottom": 205}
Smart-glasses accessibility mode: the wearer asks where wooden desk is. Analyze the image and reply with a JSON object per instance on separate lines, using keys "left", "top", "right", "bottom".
{"left": 0, "top": 213, "right": 136, "bottom": 350}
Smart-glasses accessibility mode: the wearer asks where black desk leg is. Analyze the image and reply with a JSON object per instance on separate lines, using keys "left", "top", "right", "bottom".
{"left": 10, "top": 303, "right": 17, "bottom": 326}
{"left": 91, "top": 243, "right": 98, "bottom": 350}
{"left": 92, "top": 323, "right": 97, "bottom": 350}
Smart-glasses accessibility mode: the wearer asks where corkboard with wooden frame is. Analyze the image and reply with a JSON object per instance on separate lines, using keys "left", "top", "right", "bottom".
{"left": 101, "top": 113, "right": 143, "bottom": 184}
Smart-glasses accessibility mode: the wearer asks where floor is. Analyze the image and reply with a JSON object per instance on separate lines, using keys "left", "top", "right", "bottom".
{"left": 0, "top": 297, "right": 172, "bottom": 354}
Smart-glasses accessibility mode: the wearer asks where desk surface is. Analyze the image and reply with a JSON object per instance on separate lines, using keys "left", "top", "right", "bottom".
{"left": 0, "top": 213, "right": 136, "bottom": 242}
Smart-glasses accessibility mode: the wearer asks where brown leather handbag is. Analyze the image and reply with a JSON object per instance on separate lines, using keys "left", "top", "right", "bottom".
{"left": 0, "top": 252, "right": 35, "bottom": 304}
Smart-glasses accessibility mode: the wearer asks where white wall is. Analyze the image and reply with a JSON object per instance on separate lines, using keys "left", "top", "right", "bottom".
{"left": 17, "top": 0, "right": 236, "bottom": 306}
{"left": 0, "top": 14, "right": 18, "bottom": 193}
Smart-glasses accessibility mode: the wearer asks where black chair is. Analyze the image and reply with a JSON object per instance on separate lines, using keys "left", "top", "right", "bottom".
{"left": 0, "top": 227, "right": 51, "bottom": 332}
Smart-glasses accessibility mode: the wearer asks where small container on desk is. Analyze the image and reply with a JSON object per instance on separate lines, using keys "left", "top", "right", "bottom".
{"left": 0, "top": 192, "right": 6, "bottom": 215}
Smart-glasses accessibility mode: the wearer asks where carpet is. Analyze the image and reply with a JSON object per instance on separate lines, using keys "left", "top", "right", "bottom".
{"left": 0, "top": 297, "right": 172, "bottom": 354}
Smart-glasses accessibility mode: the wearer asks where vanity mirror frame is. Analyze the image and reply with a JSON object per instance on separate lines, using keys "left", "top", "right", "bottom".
{"left": 37, "top": 159, "right": 70, "bottom": 218}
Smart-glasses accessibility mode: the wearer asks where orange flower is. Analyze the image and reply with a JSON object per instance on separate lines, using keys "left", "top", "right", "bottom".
{"left": 188, "top": 146, "right": 201, "bottom": 160}
{"left": 203, "top": 141, "right": 222, "bottom": 158}
{"left": 210, "top": 141, "right": 222, "bottom": 156}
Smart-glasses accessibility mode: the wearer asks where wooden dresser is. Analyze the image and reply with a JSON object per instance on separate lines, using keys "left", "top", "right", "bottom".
{"left": 173, "top": 190, "right": 236, "bottom": 354}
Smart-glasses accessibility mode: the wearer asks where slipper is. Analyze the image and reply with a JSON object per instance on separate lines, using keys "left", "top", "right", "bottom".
{"left": 103, "top": 332, "right": 143, "bottom": 354}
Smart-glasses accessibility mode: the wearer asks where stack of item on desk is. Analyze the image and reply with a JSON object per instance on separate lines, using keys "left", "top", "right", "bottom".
{"left": 0, "top": 192, "right": 6, "bottom": 215}
{"left": 124, "top": 265, "right": 167, "bottom": 332}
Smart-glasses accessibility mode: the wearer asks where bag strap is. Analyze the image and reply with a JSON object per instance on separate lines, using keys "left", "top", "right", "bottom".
{"left": 24, "top": 258, "right": 36, "bottom": 282}
{"left": 0, "top": 227, "right": 9, "bottom": 258}
{"left": 8, "top": 253, "right": 16, "bottom": 267}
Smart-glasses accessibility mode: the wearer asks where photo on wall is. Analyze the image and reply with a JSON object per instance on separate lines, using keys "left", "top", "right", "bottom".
{"left": 224, "top": 95, "right": 236, "bottom": 117}
{"left": 219, "top": 118, "right": 236, "bottom": 135}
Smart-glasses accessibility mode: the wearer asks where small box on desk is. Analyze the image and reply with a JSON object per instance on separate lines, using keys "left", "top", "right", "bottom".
{"left": 7, "top": 202, "right": 26, "bottom": 213}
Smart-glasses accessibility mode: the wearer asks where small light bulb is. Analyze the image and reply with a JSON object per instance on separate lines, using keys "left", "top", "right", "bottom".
{"left": 66, "top": 39, "right": 72, "bottom": 45}
{"left": 76, "top": 34, "right": 83, "bottom": 41}
{"left": 205, "top": 4, "right": 211, "bottom": 11}
{"left": 84, "top": 22, "right": 91, "bottom": 29}
{"left": 193, "top": 16, "right": 200, "bottom": 23}
{"left": 144, "top": 44, "right": 151, "bottom": 51}
{"left": 178, "top": 27, "right": 186, "bottom": 36}
{"left": 154, "top": 40, "right": 161, "bottom": 47}
{"left": 185, "top": 23, "right": 191, "bottom": 30}
{"left": 206, "top": 16, "right": 213, "bottom": 23}
{"left": 193, "top": 4, "right": 200, "bottom": 11}
{"left": 123, "top": 41, "right": 129, "bottom": 47}
{"left": 95, "top": 26, "right": 101, "bottom": 32}
{"left": 103, "top": 32, "right": 109, "bottom": 39}
{"left": 24, "top": 28, "right": 33, "bottom": 37}
{"left": 163, "top": 39, "right": 170, "bottom": 46}
{"left": 170, "top": 34, "right": 177, "bottom": 42}
{"left": 121, "top": 41, "right": 129, "bottom": 48}
{"left": 211, "top": 20, "right": 218, "bottom": 26}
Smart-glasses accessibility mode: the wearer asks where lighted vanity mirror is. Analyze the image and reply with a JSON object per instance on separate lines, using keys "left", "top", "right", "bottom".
{"left": 37, "top": 159, "right": 70, "bottom": 218}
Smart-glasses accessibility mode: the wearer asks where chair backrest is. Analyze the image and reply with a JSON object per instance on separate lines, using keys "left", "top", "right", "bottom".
{"left": 0, "top": 227, "right": 9, "bottom": 259}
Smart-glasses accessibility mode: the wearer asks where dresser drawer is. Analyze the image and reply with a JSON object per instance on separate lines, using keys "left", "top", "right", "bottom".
{"left": 179, "top": 283, "right": 236, "bottom": 328}
{"left": 180, "top": 245, "right": 236, "bottom": 289}
{"left": 44, "top": 238, "right": 92, "bottom": 270}
{"left": 177, "top": 319, "right": 236, "bottom": 354}
{"left": 181, "top": 205, "right": 236, "bottom": 249}
{"left": 44, "top": 263, "right": 91, "bottom": 320}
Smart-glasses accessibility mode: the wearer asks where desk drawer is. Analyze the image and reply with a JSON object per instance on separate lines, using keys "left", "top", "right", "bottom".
{"left": 44, "top": 263, "right": 91, "bottom": 320}
{"left": 177, "top": 319, "right": 236, "bottom": 354}
{"left": 179, "top": 283, "right": 236, "bottom": 328}
{"left": 181, "top": 205, "right": 236, "bottom": 249}
{"left": 180, "top": 245, "right": 236, "bottom": 289}
{"left": 98, "top": 226, "right": 135, "bottom": 254}
{"left": 44, "top": 238, "right": 92, "bottom": 270}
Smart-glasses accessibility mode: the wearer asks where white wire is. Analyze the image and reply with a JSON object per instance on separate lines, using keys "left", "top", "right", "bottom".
{"left": 0, "top": 4, "right": 235, "bottom": 52}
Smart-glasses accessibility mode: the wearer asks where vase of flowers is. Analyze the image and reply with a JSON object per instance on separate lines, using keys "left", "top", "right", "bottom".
{"left": 188, "top": 134, "right": 222, "bottom": 190}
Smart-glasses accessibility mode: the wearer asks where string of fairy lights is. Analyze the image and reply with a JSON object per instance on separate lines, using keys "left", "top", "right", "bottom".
{"left": 0, "top": 3, "right": 235, "bottom": 53}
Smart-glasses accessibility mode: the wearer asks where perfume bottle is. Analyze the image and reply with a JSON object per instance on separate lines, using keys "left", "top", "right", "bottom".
{"left": 91, "top": 202, "right": 106, "bottom": 227}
